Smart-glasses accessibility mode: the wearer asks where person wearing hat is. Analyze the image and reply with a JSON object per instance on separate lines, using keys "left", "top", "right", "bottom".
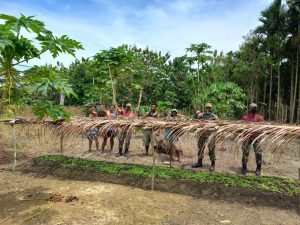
{"left": 163, "top": 109, "right": 183, "bottom": 163}
{"left": 143, "top": 103, "right": 160, "bottom": 156}
{"left": 241, "top": 103, "right": 265, "bottom": 176}
{"left": 192, "top": 103, "right": 218, "bottom": 171}
{"left": 117, "top": 103, "right": 136, "bottom": 157}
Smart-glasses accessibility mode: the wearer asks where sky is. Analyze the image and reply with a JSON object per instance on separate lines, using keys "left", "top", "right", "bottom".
{"left": 1, "top": 0, "right": 274, "bottom": 68}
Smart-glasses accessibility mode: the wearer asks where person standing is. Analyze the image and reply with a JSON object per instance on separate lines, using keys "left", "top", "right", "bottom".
{"left": 241, "top": 103, "right": 265, "bottom": 176}
{"left": 117, "top": 103, "right": 136, "bottom": 157}
{"left": 96, "top": 102, "right": 106, "bottom": 117}
{"left": 192, "top": 103, "right": 218, "bottom": 171}
{"left": 86, "top": 105, "right": 100, "bottom": 152}
{"left": 164, "top": 109, "right": 182, "bottom": 163}
{"left": 143, "top": 104, "right": 160, "bottom": 156}
{"left": 101, "top": 104, "right": 118, "bottom": 153}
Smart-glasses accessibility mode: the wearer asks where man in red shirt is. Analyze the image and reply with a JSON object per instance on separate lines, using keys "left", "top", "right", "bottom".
{"left": 241, "top": 103, "right": 265, "bottom": 176}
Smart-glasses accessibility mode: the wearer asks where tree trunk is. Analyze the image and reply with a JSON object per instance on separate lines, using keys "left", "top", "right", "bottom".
{"left": 108, "top": 64, "right": 117, "bottom": 106}
{"left": 250, "top": 74, "right": 254, "bottom": 103}
{"left": 293, "top": 47, "right": 299, "bottom": 123}
{"left": 136, "top": 87, "right": 143, "bottom": 116}
{"left": 59, "top": 93, "right": 65, "bottom": 105}
{"left": 296, "top": 51, "right": 300, "bottom": 124}
{"left": 268, "top": 64, "right": 273, "bottom": 121}
{"left": 197, "top": 60, "right": 200, "bottom": 94}
{"left": 276, "top": 62, "right": 281, "bottom": 122}
{"left": 290, "top": 56, "right": 294, "bottom": 123}
{"left": 262, "top": 76, "right": 267, "bottom": 117}
{"left": 0, "top": 66, "right": 12, "bottom": 112}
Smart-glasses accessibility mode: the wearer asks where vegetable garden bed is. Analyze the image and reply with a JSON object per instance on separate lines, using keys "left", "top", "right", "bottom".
{"left": 18, "top": 155, "right": 300, "bottom": 210}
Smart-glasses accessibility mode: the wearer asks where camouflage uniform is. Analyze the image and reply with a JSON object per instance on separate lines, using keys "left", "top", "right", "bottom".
{"left": 118, "top": 131, "right": 132, "bottom": 152}
{"left": 242, "top": 137, "right": 262, "bottom": 165}
{"left": 197, "top": 112, "right": 218, "bottom": 161}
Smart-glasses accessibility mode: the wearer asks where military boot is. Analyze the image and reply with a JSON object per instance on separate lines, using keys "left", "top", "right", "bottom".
{"left": 255, "top": 154, "right": 262, "bottom": 176}
{"left": 116, "top": 148, "right": 123, "bottom": 157}
{"left": 209, "top": 160, "right": 215, "bottom": 172}
{"left": 241, "top": 161, "right": 247, "bottom": 174}
{"left": 192, "top": 159, "right": 203, "bottom": 168}
{"left": 255, "top": 164, "right": 261, "bottom": 176}
{"left": 124, "top": 148, "right": 129, "bottom": 157}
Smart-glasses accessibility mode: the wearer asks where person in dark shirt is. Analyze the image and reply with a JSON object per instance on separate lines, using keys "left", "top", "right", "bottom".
{"left": 95, "top": 102, "right": 106, "bottom": 117}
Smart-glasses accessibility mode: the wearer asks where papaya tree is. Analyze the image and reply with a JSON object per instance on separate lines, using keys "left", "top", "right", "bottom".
{"left": 0, "top": 13, "right": 83, "bottom": 110}
{"left": 26, "top": 65, "right": 77, "bottom": 121}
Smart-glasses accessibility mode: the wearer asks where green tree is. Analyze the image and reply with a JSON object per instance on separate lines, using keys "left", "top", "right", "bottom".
{"left": 0, "top": 13, "right": 83, "bottom": 110}
{"left": 27, "top": 65, "right": 77, "bottom": 121}
{"left": 199, "top": 82, "right": 246, "bottom": 119}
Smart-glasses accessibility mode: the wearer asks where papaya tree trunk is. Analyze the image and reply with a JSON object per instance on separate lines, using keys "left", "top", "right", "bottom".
{"left": 0, "top": 65, "right": 13, "bottom": 111}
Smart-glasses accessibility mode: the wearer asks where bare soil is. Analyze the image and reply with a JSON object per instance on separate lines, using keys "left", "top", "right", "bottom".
{"left": 0, "top": 170, "right": 299, "bottom": 225}
{"left": 0, "top": 124, "right": 300, "bottom": 224}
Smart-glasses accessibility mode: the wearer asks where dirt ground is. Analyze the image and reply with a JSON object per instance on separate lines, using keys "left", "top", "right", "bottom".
{"left": 0, "top": 170, "right": 299, "bottom": 225}
{"left": 0, "top": 123, "right": 299, "bottom": 179}
{"left": 0, "top": 123, "right": 300, "bottom": 224}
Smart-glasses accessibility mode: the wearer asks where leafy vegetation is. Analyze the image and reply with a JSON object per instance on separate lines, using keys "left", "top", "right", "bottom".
{"left": 0, "top": 13, "right": 83, "bottom": 118}
{"left": 35, "top": 155, "right": 300, "bottom": 197}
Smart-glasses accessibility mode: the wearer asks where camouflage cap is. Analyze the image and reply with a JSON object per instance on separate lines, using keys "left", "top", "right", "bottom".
{"left": 205, "top": 103, "right": 213, "bottom": 108}
{"left": 126, "top": 103, "right": 132, "bottom": 108}
{"left": 171, "top": 109, "right": 178, "bottom": 113}
{"left": 249, "top": 103, "right": 257, "bottom": 108}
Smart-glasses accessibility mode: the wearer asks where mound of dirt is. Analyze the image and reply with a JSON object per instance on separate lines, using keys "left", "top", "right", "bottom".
{"left": 22, "top": 159, "right": 300, "bottom": 211}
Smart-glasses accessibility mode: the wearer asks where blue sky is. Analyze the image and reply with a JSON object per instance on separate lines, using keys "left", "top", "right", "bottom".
{"left": 1, "top": 0, "right": 273, "bottom": 67}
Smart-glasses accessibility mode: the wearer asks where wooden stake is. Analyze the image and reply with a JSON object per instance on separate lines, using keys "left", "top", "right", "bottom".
{"left": 60, "top": 133, "right": 64, "bottom": 155}
{"left": 169, "top": 143, "right": 173, "bottom": 168}
{"left": 151, "top": 136, "right": 156, "bottom": 191}
{"left": 11, "top": 122, "right": 17, "bottom": 171}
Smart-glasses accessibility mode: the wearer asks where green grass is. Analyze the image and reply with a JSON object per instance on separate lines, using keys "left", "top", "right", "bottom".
{"left": 35, "top": 155, "right": 300, "bottom": 197}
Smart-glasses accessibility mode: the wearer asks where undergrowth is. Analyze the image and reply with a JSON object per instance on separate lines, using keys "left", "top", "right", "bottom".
{"left": 35, "top": 155, "right": 300, "bottom": 197}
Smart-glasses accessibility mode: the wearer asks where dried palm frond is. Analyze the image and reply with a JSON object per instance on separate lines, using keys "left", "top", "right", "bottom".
{"left": 2, "top": 117, "right": 300, "bottom": 157}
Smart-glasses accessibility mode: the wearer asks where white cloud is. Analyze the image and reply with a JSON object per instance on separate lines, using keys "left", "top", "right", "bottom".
{"left": 1, "top": 0, "right": 271, "bottom": 68}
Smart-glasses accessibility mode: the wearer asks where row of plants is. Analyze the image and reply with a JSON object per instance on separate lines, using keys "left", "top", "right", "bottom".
{"left": 35, "top": 155, "right": 300, "bottom": 197}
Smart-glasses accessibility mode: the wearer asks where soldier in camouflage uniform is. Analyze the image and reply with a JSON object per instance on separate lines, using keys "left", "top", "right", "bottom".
{"left": 192, "top": 103, "right": 218, "bottom": 171}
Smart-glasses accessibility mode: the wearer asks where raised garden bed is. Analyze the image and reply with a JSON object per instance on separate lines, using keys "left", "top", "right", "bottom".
{"left": 22, "top": 155, "right": 300, "bottom": 210}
